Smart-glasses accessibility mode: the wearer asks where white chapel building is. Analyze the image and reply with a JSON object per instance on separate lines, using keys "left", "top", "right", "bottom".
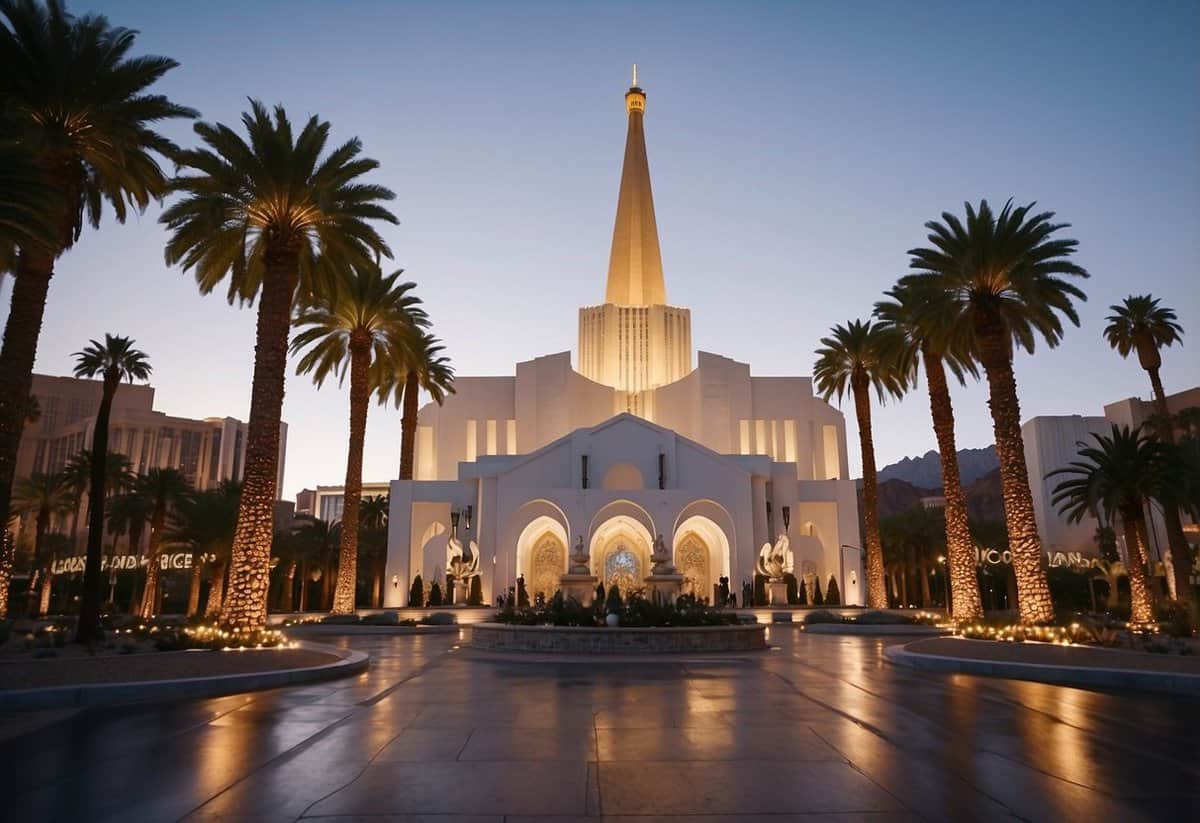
{"left": 385, "top": 79, "right": 863, "bottom": 606}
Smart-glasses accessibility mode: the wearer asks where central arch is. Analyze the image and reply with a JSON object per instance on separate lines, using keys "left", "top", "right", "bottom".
{"left": 589, "top": 513, "right": 653, "bottom": 596}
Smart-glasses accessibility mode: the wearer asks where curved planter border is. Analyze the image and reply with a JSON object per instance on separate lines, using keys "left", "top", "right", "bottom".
{"left": 469, "top": 622, "right": 767, "bottom": 654}
{"left": 0, "top": 640, "right": 368, "bottom": 711}
{"left": 806, "top": 624, "right": 950, "bottom": 636}
{"left": 884, "top": 641, "right": 1200, "bottom": 694}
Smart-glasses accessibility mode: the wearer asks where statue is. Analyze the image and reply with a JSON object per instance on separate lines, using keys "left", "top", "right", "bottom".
{"left": 650, "top": 532, "right": 676, "bottom": 575}
{"left": 446, "top": 537, "right": 480, "bottom": 581}
{"left": 568, "top": 534, "right": 590, "bottom": 575}
{"left": 756, "top": 534, "right": 793, "bottom": 581}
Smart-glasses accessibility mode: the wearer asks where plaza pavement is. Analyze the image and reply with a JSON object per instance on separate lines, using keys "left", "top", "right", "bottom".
{"left": 2, "top": 628, "right": 1198, "bottom": 821}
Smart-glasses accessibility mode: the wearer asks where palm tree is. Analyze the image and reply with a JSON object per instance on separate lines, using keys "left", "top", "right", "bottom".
{"left": 1050, "top": 425, "right": 1182, "bottom": 625}
{"left": 813, "top": 319, "right": 914, "bottom": 608}
{"left": 375, "top": 331, "right": 455, "bottom": 480}
{"left": 907, "top": 200, "right": 1089, "bottom": 623}
{"left": 164, "top": 480, "right": 241, "bottom": 617}
{"left": 64, "top": 450, "right": 133, "bottom": 551}
{"left": 134, "top": 468, "right": 191, "bottom": 618}
{"left": 72, "top": 335, "right": 151, "bottom": 641}
{"left": 292, "top": 266, "right": 426, "bottom": 613}
{"left": 875, "top": 282, "right": 984, "bottom": 619}
{"left": 10, "top": 471, "right": 72, "bottom": 616}
{"left": 359, "top": 494, "right": 389, "bottom": 607}
{"left": 0, "top": 137, "right": 56, "bottom": 272}
{"left": 161, "top": 101, "right": 397, "bottom": 631}
{"left": 1103, "top": 294, "right": 1191, "bottom": 603}
{"left": 289, "top": 516, "right": 340, "bottom": 611}
{"left": 0, "top": 0, "right": 194, "bottom": 555}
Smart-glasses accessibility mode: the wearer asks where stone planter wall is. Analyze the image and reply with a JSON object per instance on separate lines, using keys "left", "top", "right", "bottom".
{"left": 468, "top": 623, "right": 767, "bottom": 654}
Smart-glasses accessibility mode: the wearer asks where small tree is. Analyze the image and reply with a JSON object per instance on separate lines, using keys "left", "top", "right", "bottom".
{"left": 826, "top": 575, "right": 841, "bottom": 605}
{"left": 797, "top": 576, "right": 808, "bottom": 606}
{"left": 595, "top": 582, "right": 606, "bottom": 603}
{"left": 605, "top": 583, "right": 623, "bottom": 615}
{"left": 812, "top": 576, "right": 824, "bottom": 606}
{"left": 468, "top": 576, "right": 483, "bottom": 606}
{"left": 429, "top": 581, "right": 443, "bottom": 607}
{"left": 753, "top": 573, "right": 767, "bottom": 606}
{"left": 409, "top": 573, "right": 424, "bottom": 607}
{"left": 517, "top": 575, "right": 529, "bottom": 608}
{"left": 784, "top": 572, "right": 798, "bottom": 604}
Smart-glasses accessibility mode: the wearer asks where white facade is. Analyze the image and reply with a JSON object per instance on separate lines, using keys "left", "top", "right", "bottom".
{"left": 386, "top": 80, "right": 862, "bottom": 605}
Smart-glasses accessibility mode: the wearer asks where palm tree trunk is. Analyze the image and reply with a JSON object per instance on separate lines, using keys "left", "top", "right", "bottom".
{"left": 977, "top": 325, "right": 1054, "bottom": 623}
{"left": 221, "top": 251, "right": 298, "bottom": 631}
{"left": 0, "top": 531, "right": 13, "bottom": 619}
{"left": 76, "top": 377, "right": 118, "bottom": 642}
{"left": 923, "top": 350, "right": 984, "bottom": 619}
{"left": 298, "top": 560, "right": 308, "bottom": 611}
{"left": 187, "top": 552, "right": 203, "bottom": 617}
{"left": 1145, "top": 365, "right": 1192, "bottom": 604}
{"left": 205, "top": 561, "right": 226, "bottom": 618}
{"left": 332, "top": 339, "right": 371, "bottom": 614}
{"left": 39, "top": 554, "right": 54, "bottom": 616}
{"left": 138, "top": 504, "right": 167, "bottom": 619}
{"left": 1119, "top": 504, "right": 1156, "bottom": 625}
{"left": 281, "top": 561, "right": 295, "bottom": 613}
{"left": 0, "top": 260, "right": 54, "bottom": 552}
{"left": 919, "top": 558, "right": 932, "bottom": 607}
{"left": 399, "top": 370, "right": 420, "bottom": 480}
{"left": 851, "top": 374, "right": 887, "bottom": 608}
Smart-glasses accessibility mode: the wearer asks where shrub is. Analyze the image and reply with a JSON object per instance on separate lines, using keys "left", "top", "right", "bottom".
{"left": 811, "top": 576, "right": 824, "bottom": 606}
{"left": 605, "top": 584, "right": 623, "bottom": 614}
{"left": 804, "top": 610, "right": 841, "bottom": 624}
{"left": 856, "top": 610, "right": 914, "bottom": 625}
{"left": 797, "top": 576, "right": 808, "bottom": 606}
{"left": 421, "top": 612, "right": 456, "bottom": 626}
{"left": 595, "top": 582, "right": 605, "bottom": 604}
{"left": 468, "top": 576, "right": 484, "bottom": 606}
{"left": 517, "top": 575, "right": 529, "bottom": 608}
{"left": 361, "top": 611, "right": 401, "bottom": 626}
{"left": 1155, "top": 599, "right": 1194, "bottom": 638}
{"left": 826, "top": 575, "right": 841, "bottom": 605}
{"left": 753, "top": 574, "right": 767, "bottom": 606}
{"left": 784, "top": 572, "right": 798, "bottom": 605}
{"left": 321, "top": 614, "right": 361, "bottom": 625}
{"left": 428, "top": 582, "right": 443, "bottom": 606}
{"left": 1046, "top": 567, "right": 1098, "bottom": 613}
{"left": 409, "top": 574, "right": 424, "bottom": 607}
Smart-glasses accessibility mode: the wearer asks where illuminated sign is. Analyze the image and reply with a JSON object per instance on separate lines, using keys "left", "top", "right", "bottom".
{"left": 50, "top": 552, "right": 197, "bottom": 575}
{"left": 974, "top": 548, "right": 1101, "bottom": 570}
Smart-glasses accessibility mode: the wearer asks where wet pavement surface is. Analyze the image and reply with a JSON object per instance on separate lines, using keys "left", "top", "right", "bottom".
{"left": 2, "top": 627, "right": 1198, "bottom": 822}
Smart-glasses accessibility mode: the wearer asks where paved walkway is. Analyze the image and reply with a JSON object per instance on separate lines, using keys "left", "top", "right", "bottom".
{"left": 2, "top": 628, "right": 1198, "bottom": 822}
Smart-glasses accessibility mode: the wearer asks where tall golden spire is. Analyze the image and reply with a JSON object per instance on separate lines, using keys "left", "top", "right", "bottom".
{"left": 605, "top": 69, "right": 666, "bottom": 306}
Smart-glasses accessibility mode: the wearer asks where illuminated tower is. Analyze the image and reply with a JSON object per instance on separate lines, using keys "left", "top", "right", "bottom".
{"left": 578, "top": 69, "right": 692, "bottom": 412}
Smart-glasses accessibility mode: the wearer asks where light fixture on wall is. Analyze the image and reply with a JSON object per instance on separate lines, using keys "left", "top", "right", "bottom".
{"left": 392, "top": 574, "right": 399, "bottom": 589}
{"left": 464, "top": 505, "right": 473, "bottom": 531}
{"left": 450, "top": 509, "right": 460, "bottom": 538}
{"left": 781, "top": 505, "right": 791, "bottom": 531}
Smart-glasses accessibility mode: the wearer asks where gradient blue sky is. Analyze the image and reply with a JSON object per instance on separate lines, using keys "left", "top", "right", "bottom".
{"left": 8, "top": 0, "right": 1198, "bottom": 501}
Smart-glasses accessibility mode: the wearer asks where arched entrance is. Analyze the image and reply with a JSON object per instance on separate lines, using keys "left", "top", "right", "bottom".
{"left": 529, "top": 532, "right": 565, "bottom": 600}
{"left": 672, "top": 511, "right": 733, "bottom": 604}
{"left": 589, "top": 513, "right": 653, "bottom": 596}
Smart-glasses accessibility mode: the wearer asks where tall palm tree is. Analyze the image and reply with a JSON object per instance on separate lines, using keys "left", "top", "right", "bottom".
{"left": 105, "top": 488, "right": 149, "bottom": 613}
{"left": 161, "top": 101, "right": 397, "bottom": 631}
{"left": 907, "top": 200, "right": 1089, "bottom": 623}
{"left": 10, "top": 470, "right": 72, "bottom": 616}
{"left": 813, "top": 319, "right": 914, "bottom": 608}
{"left": 164, "top": 480, "right": 240, "bottom": 617}
{"left": 1050, "top": 425, "right": 1182, "bottom": 625}
{"left": 72, "top": 334, "right": 151, "bottom": 641}
{"left": 875, "top": 282, "right": 984, "bottom": 619}
{"left": 1104, "top": 294, "right": 1191, "bottom": 603}
{"left": 288, "top": 516, "right": 340, "bottom": 611}
{"left": 0, "top": 0, "right": 194, "bottom": 553}
{"left": 292, "top": 266, "right": 426, "bottom": 613}
{"left": 134, "top": 468, "right": 191, "bottom": 618}
{"left": 375, "top": 331, "right": 455, "bottom": 480}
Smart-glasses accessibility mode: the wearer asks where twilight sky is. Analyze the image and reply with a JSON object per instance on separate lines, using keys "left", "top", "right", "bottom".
{"left": 7, "top": 0, "right": 1198, "bottom": 501}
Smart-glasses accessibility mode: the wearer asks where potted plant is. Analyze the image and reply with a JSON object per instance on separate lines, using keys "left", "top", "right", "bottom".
{"left": 604, "top": 584, "right": 623, "bottom": 627}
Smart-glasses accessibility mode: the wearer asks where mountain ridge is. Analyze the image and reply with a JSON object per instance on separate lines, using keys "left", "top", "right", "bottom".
{"left": 876, "top": 445, "right": 998, "bottom": 489}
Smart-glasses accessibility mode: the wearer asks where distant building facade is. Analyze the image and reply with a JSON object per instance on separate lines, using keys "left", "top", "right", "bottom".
{"left": 1023, "top": 386, "right": 1200, "bottom": 564}
{"left": 301, "top": 482, "right": 393, "bottom": 525}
